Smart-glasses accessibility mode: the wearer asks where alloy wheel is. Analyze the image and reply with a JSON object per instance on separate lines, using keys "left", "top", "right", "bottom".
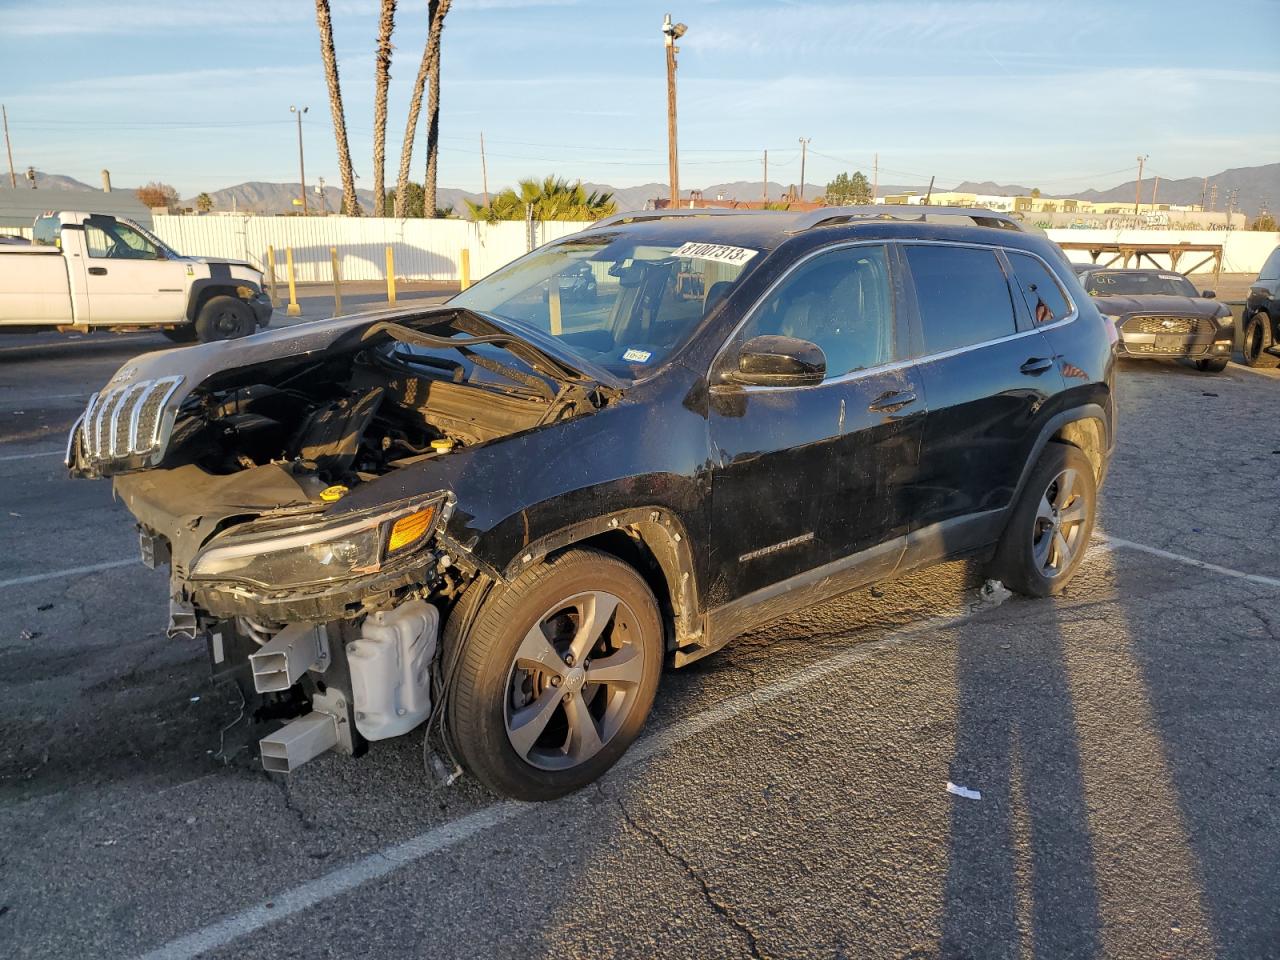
{"left": 1031, "top": 467, "right": 1090, "bottom": 578}
{"left": 503, "top": 590, "right": 646, "bottom": 771}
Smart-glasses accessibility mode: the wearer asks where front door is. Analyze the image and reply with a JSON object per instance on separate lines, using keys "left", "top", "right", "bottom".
{"left": 706, "top": 243, "right": 923, "bottom": 610}
{"left": 81, "top": 215, "right": 188, "bottom": 325}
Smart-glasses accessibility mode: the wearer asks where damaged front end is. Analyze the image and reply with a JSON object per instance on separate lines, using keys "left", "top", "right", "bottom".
{"left": 67, "top": 306, "right": 614, "bottom": 772}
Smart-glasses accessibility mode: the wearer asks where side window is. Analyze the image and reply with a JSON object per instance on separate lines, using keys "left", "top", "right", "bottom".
{"left": 84, "top": 216, "right": 157, "bottom": 260}
{"left": 740, "top": 245, "right": 894, "bottom": 377}
{"left": 1007, "top": 251, "right": 1071, "bottom": 325}
{"left": 905, "top": 245, "right": 1016, "bottom": 354}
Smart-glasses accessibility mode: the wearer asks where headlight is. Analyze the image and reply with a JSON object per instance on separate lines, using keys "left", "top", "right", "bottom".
{"left": 1217, "top": 313, "right": 1234, "bottom": 326}
{"left": 190, "top": 497, "right": 445, "bottom": 589}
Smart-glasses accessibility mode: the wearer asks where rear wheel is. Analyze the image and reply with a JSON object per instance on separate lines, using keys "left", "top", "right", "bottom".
{"left": 194, "top": 295, "right": 254, "bottom": 342}
{"left": 1195, "top": 357, "right": 1228, "bottom": 372}
{"left": 1242, "top": 312, "right": 1280, "bottom": 369}
{"left": 990, "top": 442, "right": 1097, "bottom": 597}
{"left": 445, "top": 548, "right": 663, "bottom": 800}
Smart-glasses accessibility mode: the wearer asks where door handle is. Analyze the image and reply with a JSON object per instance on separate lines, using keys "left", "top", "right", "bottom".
{"left": 1019, "top": 356, "right": 1054, "bottom": 375}
{"left": 868, "top": 389, "right": 918, "bottom": 413}
{"left": 88, "top": 267, "right": 108, "bottom": 276}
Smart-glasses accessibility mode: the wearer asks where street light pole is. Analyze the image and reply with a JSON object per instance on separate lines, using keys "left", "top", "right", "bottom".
{"left": 663, "top": 14, "right": 687, "bottom": 208}
{"left": 292, "top": 105, "right": 309, "bottom": 216}
{"left": 798, "top": 137, "right": 811, "bottom": 201}
{"left": 1133, "top": 153, "right": 1148, "bottom": 218}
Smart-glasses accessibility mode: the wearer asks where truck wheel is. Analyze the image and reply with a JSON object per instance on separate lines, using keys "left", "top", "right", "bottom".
{"left": 161, "top": 326, "right": 198, "bottom": 344}
{"left": 1195, "top": 357, "right": 1228, "bottom": 372}
{"left": 445, "top": 548, "right": 663, "bottom": 800}
{"left": 195, "top": 295, "right": 254, "bottom": 342}
{"left": 989, "top": 441, "right": 1097, "bottom": 598}
{"left": 1242, "top": 312, "right": 1280, "bottom": 369}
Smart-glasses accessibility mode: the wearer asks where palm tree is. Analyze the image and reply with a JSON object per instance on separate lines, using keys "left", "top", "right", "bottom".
{"left": 314, "top": 0, "right": 362, "bottom": 216}
{"left": 395, "top": 0, "right": 451, "bottom": 218}
{"left": 372, "top": 0, "right": 397, "bottom": 217}
{"left": 466, "top": 176, "right": 616, "bottom": 222}
{"left": 422, "top": 0, "right": 450, "bottom": 216}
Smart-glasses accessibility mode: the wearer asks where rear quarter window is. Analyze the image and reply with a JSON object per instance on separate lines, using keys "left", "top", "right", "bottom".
{"left": 905, "top": 245, "right": 1017, "bottom": 354}
{"left": 33, "top": 215, "right": 61, "bottom": 247}
{"left": 1007, "top": 251, "right": 1072, "bottom": 325}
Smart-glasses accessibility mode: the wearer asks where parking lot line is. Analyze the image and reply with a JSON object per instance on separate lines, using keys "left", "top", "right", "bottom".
{"left": 0, "top": 449, "right": 63, "bottom": 462}
{"left": 1100, "top": 535, "right": 1280, "bottom": 588}
{"left": 133, "top": 605, "right": 979, "bottom": 960}
{"left": 0, "top": 558, "right": 137, "bottom": 590}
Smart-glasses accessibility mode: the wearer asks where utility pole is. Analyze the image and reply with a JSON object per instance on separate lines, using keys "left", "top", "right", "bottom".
{"left": 1200, "top": 176, "right": 1208, "bottom": 211}
{"left": 872, "top": 152, "right": 878, "bottom": 204}
{"left": 924, "top": 175, "right": 935, "bottom": 204}
{"left": 291, "top": 105, "right": 309, "bottom": 216}
{"left": 1133, "top": 154, "right": 1147, "bottom": 217}
{"left": 1209, "top": 182, "right": 1218, "bottom": 212}
{"left": 798, "top": 137, "right": 810, "bottom": 201}
{"left": 1150, "top": 175, "right": 1160, "bottom": 212}
{"left": 762, "top": 150, "right": 768, "bottom": 203}
{"left": 1, "top": 105, "right": 16, "bottom": 189}
{"left": 480, "top": 131, "right": 490, "bottom": 209}
{"left": 662, "top": 14, "right": 687, "bottom": 207}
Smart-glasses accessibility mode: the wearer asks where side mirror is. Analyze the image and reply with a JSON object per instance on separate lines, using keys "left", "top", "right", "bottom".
{"left": 1200, "top": 289, "right": 1216, "bottom": 299}
{"left": 732, "top": 335, "right": 826, "bottom": 387}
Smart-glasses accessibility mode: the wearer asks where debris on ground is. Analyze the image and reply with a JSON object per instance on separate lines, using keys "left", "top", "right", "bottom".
{"left": 946, "top": 781, "right": 982, "bottom": 801}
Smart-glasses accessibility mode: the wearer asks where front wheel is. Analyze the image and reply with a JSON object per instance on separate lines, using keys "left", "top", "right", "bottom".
{"left": 194, "top": 295, "right": 255, "bottom": 342}
{"left": 989, "top": 441, "right": 1097, "bottom": 597}
{"left": 445, "top": 548, "right": 663, "bottom": 800}
{"left": 1195, "top": 357, "right": 1228, "bottom": 372}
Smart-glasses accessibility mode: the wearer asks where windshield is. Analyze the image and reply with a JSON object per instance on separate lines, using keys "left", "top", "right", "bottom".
{"left": 1085, "top": 271, "right": 1196, "bottom": 297}
{"left": 1259, "top": 247, "right": 1280, "bottom": 281}
{"left": 450, "top": 232, "right": 760, "bottom": 377}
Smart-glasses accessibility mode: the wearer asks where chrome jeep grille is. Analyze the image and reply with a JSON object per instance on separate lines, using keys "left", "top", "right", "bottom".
{"left": 78, "top": 375, "right": 183, "bottom": 462}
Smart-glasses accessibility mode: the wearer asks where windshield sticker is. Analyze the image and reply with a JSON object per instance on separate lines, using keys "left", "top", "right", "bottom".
{"left": 622, "top": 348, "right": 653, "bottom": 363}
{"left": 670, "top": 241, "right": 759, "bottom": 266}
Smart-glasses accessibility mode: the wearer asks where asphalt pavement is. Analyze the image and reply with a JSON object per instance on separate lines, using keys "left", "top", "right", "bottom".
{"left": 0, "top": 326, "right": 1277, "bottom": 959}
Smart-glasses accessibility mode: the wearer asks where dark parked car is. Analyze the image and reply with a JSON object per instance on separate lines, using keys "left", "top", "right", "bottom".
{"left": 1075, "top": 266, "right": 1234, "bottom": 372}
{"left": 68, "top": 206, "right": 1116, "bottom": 800}
{"left": 1242, "top": 244, "right": 1280, "bottom": 368}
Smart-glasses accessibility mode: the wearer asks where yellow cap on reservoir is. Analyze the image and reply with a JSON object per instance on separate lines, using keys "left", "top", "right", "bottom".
{"left": 430, "top": 439, "right": 455, "bottom": 453}
{"left": 319, "top": 484, "right": 349, "bottom": 502}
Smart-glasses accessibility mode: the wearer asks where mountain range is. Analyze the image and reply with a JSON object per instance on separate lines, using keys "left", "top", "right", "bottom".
{"left": 23, "top": 162, "right": 1279, "bottom": 218}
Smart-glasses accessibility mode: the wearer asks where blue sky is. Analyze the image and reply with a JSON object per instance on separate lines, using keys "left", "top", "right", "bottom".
{"left": 1, "top": 0, "right": 1277, "bottom": 198}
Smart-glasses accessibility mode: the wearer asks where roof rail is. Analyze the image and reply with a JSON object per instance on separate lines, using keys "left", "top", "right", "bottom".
{"left": 788, "top": 205, "right": 1028, "bottom": 233}
{"left": 589, "top": 208, "right": 756, "bottom": 229}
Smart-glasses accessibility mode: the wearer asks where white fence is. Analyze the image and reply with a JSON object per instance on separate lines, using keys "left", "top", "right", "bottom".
{"left": 127, "top": 217, "right": 1280, "bottom": 284}
{"left": 150, "top": 215, "right": 591, "bottom": 284}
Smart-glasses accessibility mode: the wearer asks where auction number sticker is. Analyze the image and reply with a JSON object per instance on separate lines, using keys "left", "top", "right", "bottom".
{"left": 671, "top": 241, "right": 759, "bottom": 266}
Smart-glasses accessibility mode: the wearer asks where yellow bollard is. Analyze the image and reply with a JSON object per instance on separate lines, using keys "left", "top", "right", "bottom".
{"left": 548, "top": 281, "right": 562, "bottom": 335}
{"left": 385, "top": 246, "right": 396, "bottom": 305}
{"left": 266, "top": 245, "right": 279, "bottom": 306}
{"left": 285, "top": 247, "right": 301, "bottom": 317}
{"left": 330, "top": 246, "right": 343, "bottom": 316}
{"left": 459, "top": 248, "right": 471, "bottom": 291}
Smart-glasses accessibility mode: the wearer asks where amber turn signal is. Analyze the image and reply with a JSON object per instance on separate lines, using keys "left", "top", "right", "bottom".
{"left": 387, "top": 506, "right": 436, "bottom": 552}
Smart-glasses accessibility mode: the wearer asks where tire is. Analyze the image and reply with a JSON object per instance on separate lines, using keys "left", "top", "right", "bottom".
{"left": 194, "top": 295, "right": 254, "bottom": 342}
{"left": 161, "top": 326, "right": 198, "bottom": 344}
{"left": 989, "top": 441, "right": 1097, "bottom": 598}
{"left": 445, "top": 547, "right": 663, "bottom": 800}
{"left": 1242, "top": 312, "right": 1280, "bottom": 369}
{"left": 1195, "top": 357, "right": 1228, "bottom": 373}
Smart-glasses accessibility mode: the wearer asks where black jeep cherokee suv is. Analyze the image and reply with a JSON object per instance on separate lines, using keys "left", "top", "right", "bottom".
{"left": 68, "top": 207, "right": 1116, "bottom": 800}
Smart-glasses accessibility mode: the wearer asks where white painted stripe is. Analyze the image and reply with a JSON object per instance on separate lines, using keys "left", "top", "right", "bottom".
{"left": 0, "top": 559, "right": 136, "bottom": 590}
{"left": 133, "top": 606, "right": 976, "bottom": 960}
{"left": 0, "top": 449, "right": 62, "bottom": 462}
{"left": 1099, "top": 535, "right": 1280, "bottom": 588}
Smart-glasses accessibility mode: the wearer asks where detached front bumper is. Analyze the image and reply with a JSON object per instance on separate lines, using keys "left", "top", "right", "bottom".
{"left": 1115, "top": 314, "right": 1232, "bottom": 360}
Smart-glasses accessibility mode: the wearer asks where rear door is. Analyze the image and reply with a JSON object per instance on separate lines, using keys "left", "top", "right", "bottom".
{"left": 707, "top": 242, "right": 923, "bottom": 606}
{"left": 81, "top": 215, "right": 188, "bottom": 325}
{"left": 901, "top": 242, "right": 1066, "bottom": 555}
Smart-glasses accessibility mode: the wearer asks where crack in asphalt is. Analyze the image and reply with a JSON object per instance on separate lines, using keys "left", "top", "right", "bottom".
{"left": 612, "top": 793, "right": 770, "bottom": 960}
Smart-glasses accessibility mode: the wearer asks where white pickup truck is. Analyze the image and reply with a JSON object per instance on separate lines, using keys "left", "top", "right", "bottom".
{"left": 0, "top": 211, "right": 272, "bottom": 342}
